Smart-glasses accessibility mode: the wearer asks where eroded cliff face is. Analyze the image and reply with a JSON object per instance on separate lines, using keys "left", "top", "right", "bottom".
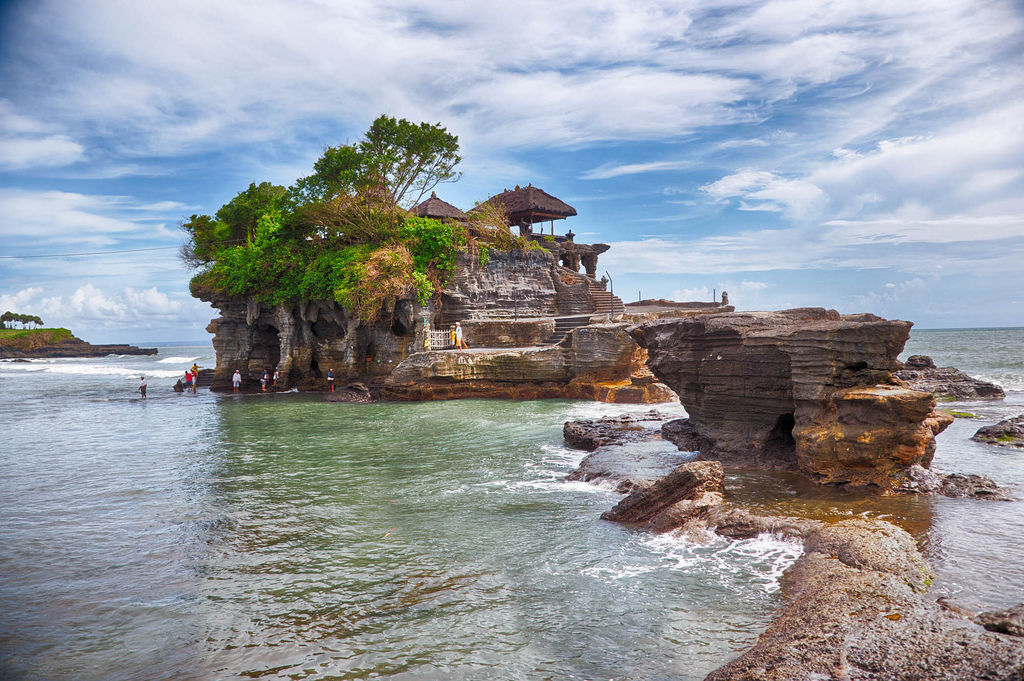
{"left": 199, "top": 248, "right": 610, "bottom": 394}
{"left": 203, "top": 294, "right": 421, "bottom": 392}
{"left": 631, "top": 308, "right": 953, "bottom": 489}
{"left": 438, "top": 249, "right": 592, "bottom": 323}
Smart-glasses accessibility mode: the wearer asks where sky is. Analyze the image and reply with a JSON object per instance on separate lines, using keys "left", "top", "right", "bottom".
{"left": 0, "top": 0, "right": 1022, "bottom": 343}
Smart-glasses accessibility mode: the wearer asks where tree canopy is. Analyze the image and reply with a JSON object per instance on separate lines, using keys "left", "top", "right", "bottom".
{"left": 291, "top": 115, "right": 461, "bottom": 209}
{"left": 1, "top": 311, "right": 44, "bottom": 329}
{"left": 182, "top": 115, "right": 540, "bottom": 323}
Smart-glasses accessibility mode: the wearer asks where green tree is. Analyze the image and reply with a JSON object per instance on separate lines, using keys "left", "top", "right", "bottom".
{"left": 359, "top": 116, "right": 461, "bottom": 208}
{"left": 290, "top": 144, "right": 363, "bottom": 204}
{"left": 290, "top": 115, "right": 461, "bottom": 210}
{"left": 215, "top": 182, "right": 288, "bottom": 246}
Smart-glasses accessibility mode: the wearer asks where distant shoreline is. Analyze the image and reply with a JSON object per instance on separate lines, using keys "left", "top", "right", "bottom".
{"left": 0, "top": 328, "right": 157, "bottom": 359}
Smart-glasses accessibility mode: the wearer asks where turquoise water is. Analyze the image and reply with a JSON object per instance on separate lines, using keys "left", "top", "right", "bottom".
{"left": 0, "top": 349, "right": 795, "bottom": 681}
{"left": 0, "top": 328, "right": 1021, "bottom": 680}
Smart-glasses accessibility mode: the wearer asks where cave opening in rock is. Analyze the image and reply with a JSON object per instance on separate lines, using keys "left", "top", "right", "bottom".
{"left": 312, "top": 319, "right": 342, "bottom": 340}
{"left": 391, "top": 316, "right": 410, "bottom": 336}
{"left": 309, "top": 358, "right": 320, "bottom": 378}
{"left": 252, "top": 323, "right": 281, "bottom": 373}
{"left": 764, "top": 412, "right": 797, "bottom": 464}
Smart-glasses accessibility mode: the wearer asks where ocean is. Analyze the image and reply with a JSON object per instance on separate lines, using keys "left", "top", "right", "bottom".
{"left": 0, "top": 327, "right": 1021, "bottom": 680}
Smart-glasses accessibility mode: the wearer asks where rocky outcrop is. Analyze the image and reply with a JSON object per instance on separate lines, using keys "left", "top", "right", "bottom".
{"left": 200, "top": 293, "right": 421, "bottom": 392}
{"left": 459, "top": 318, "right": 555, "bottom": 348}
{"left": 893, "top": 464, "right": 1012, "bottom": 499}
{"left": 0, "top": 335, "right": 156, "bottom": 358}
{"left": 631, "top": 308, "right": 953, "bottom": 489}
{"left": 600, "top": 461, "right": 724, "bottom": 533}
{"left": 972, "top": 415, "right": 1024, "bottom": 449}
{"left": 563, "top": 410, "right": 667, "bottom": 451}
{"left": 438, "top": 250, "right": 592, "bottom": 323}
{"left": 896, "top": 354, "right": 1005, "bottom": 400}
{"left": 701, "top": 514, "right": 1024, "bottom": 681}
{"left": 324, "top": 382, "right": 373, "bottom": 403}
{"left": 978, "top": 604, "right": 1024, "bottom": 637}
{"left": 383, "top": 323, "right": 676, "bottom": 403}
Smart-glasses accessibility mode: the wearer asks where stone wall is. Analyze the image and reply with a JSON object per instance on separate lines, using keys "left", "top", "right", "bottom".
{"left": 438, "top": 249, "right": 592, "bottom": 323}
{"left": 383, "top": 322, "right": 676, "bottom": 404}
{"left": 459, "top": 318, "right": 555, "bottom": 348}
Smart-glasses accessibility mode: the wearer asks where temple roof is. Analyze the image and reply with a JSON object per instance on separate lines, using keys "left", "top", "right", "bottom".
{"left": 411, "top": 192, "right": 467, "bottom": 221}
{"left": 473, "top": 184, "right": 577, "bottom": 224}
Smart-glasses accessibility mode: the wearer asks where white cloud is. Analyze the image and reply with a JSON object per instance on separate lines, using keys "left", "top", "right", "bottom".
{"left": 0, "top": 284, "right": 190, "bottom": 325}
{"left": 703, "top": 170, "right": 826, "bottom": 220}
{"left": 0, "top": 135, "right": 85, "bottom": 170}
{"left": 580, "top": 160, "right": 693, "bottom": 180}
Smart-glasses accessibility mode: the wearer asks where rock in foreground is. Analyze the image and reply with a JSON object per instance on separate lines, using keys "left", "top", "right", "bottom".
{"left": 632, "top": 308, "right": 953, "bottom": 489}
{"left": 703, "top": 515, "right": 1024, "bottom": 681}
{"left": 896, "top": 354, "right": 1005, "bottom": 400}
{"left": 972, "top": 415, "right": 1024, "bottom": 449}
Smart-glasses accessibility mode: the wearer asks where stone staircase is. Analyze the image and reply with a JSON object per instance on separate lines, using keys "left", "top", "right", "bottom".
{"left": 587, "top": 279, "right": 624, "bottom": 316}
{"left": 542, "top": 314, "right": 594, "bottom": 345}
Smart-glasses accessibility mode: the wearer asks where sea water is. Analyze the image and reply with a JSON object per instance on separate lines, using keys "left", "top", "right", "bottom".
{"left": 0, "top": 328, "right": 1021, "bottom": 680}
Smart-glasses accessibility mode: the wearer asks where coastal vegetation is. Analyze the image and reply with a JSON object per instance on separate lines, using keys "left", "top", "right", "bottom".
{"left": 184, "top": 115, "right": 540, "bottom": 322}
{"left": 1, "top": 311, "right": 45, "bottom": 329}
{"left": 0, "top": 327, "right": 73, "bottom": 349}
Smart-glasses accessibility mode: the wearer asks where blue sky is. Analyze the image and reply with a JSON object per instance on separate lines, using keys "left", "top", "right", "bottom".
{"left": 1, "top": 0, "right": 1022, "bottom": 343}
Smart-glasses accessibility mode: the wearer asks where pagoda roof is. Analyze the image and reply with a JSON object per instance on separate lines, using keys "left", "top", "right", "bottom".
{"left": 411, "top": 192, "right": 467, "bottom": 221}
{"left": 473, "top": 184, "right": 577, "bottom": 224}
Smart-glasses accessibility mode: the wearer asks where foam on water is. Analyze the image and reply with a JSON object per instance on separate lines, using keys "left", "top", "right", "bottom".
{"left": 157, "top": 355, "right": 201, "bottom": 364}
{"left": 644, "top": 532, "right": 804, "bottom": 594}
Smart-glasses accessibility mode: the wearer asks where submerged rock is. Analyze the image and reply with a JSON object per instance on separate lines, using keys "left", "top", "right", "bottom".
{"left": 894, "top": 464, "right": 1012, "bottom": 499}
{"left": 631, "top": 308, "right": 953, "bottom": 490}
{"left": 972, "top": 415, "right": 1024, "bottom": 449}
{"left": 324, "top": 382, "right": 373, "bottom": 403}
{"left": 563, "top": 410, "right": 667, "bottom": 451}
{"left": 896, "top": 354, "right": 1005, "bottom": 401}
{"left": 978, "top": 604, "right": 1024, "bottom": 638}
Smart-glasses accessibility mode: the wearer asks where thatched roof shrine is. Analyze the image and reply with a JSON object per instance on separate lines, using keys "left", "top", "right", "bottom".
{"left": 473, "top": 184, "right": 577, "bottom": 227}
{"left": 412, "top": 192, "right": 467, "bottom": 222}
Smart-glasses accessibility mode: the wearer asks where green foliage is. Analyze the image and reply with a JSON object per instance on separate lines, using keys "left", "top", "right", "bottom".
{"left": 359, "top": 116, "right": 461, "bottom": 207}
{"left": 180, "top": 115, "right": 549, "bottom": 323}
{"left": 543, "top": 234, "right": 556, "bottom": 242}
{"left": 289, "top": 115, "right": 460, "bottom": 210}
{"left": 1, "top": 311, "right": 44, "bottom": 329}
{"left": 0, "top": 327, "right": 72, "bottom": 348}
{"left": 291, "top": 144, "right": 363, "bottom": 204}
{"left": 399, "top": 216, "right": 466, "bottom": 276}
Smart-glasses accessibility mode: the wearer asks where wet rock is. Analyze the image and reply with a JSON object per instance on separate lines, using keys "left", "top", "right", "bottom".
{"left": 600, "top": 461, "right": 724, "bottom": 531}
{"left": 631, "top": 308, "right": 953, "bottom": 489}
{"left": 972, "top": 415, "right": 1024, "bottom": 449}
{"left": 565, "top": 443, "right": 692, "bottom": 493}
{"left": 896, "top": 354, "right": 1005, "bottom": 400}
{"left": 563, "top": 410, "right": 667, "bottom": 451}
{"left": 977, "top": 604, "right": 1024, "bottom": 637}
{"left": 894, "top": 464, "right": 1012, "bottom": 500}
{"left": 703, "top": 516, "right": 1024, "bottom": 681}
{"left": 324, "top": 382, "right": 373, "bottom": 403}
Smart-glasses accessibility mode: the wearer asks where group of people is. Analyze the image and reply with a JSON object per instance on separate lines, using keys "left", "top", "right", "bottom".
{"left": 182, "top": 363, "right": 201, "bottom": 393}
{"left": 229, "top": 368, "right": 281, "bottom": 393}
